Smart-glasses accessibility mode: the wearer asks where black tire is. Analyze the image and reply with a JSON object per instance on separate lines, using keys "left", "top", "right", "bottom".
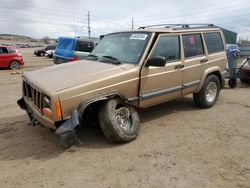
{"left": 37, "top": 52, "right": 44, "bottom": 56}
{"left": 228, "top": 78, "right": 237, "bottom": 88}
{"left": 240, "top": 78, "right": 249, "bottom": 84}
{"left": 193, "top": 75, "right": 220, "bottom": 108}
{"left": 9, "top": 61, "right": 21, "bottom": 70}
{"left": 98, "top": 98, "right": 140, "bottom": 143}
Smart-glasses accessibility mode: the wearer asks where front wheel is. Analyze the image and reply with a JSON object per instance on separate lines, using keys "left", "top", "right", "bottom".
{"left": 193, "top": 75, "right": 220, "bottom": 108}
{"left": 99, "top": 98, "right": 140, "bottom": 143}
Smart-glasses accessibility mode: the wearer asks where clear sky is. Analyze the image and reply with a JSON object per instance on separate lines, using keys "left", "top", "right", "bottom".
{"left": 0, "top": 0, "right": 249, "bottom": 39}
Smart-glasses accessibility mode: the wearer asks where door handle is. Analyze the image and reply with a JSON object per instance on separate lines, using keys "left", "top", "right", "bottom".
{"left": 175, "top": 64, "right": 184, "bottom": 69}
{"left": 200, "top": 59, "right": 208, "bottom": 63}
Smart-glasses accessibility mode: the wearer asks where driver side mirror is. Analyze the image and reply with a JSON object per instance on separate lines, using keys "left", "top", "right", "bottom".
{"left": 146, "top": 56, "right": 166, "bottom": 67}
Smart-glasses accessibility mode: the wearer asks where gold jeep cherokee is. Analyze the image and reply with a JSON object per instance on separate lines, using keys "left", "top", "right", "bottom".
{"left": 17, "top": 24, "right": 228, "bottom": 148}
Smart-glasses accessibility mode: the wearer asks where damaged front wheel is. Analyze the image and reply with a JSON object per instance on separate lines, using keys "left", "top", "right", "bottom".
{"left": 98, "top": 98, "right": 140, "bottom": 143}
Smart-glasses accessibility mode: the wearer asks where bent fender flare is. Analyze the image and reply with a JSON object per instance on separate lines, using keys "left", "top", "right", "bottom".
{"left": 55, "top": 109, "right": 80, "bottom": 135}
{"left": 77, "top": 93, "right": 127, "bottom": 123}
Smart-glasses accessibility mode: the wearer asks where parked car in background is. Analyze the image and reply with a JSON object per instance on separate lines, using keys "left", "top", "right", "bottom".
{"left": 53, "top": 37, "right": 98, "bottom": 64}
{"left": 240, "top": 58, "right": 250, "bottom": 83}
{"left": 34, "top": 44, "right": 56, "bottom": 56}
{"left": 45, "top": 50, "right": 54, "bottom": 58}
{"left": 226, "top": 44, "right": 240, "bottom": 57}
{"left": 0, "top": 46, "right": 24, "bottom": 70}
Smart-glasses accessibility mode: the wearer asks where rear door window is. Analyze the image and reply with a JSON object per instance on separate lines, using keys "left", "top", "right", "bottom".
{"left": 76, "top": 41, "right": 94, "bottom": 52}
{"left": 0, "top": 47, "right": 8, "bottom": 54}
{"left": 204, "top": 32, "right": 224, "bottom": 54}
{"left": 182, "top": 34, "right": 204, "bottom": 58}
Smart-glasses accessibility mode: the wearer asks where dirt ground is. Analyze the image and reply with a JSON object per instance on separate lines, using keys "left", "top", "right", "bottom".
{"left": 0, "top": 48, "right": 250, "bottom": 188}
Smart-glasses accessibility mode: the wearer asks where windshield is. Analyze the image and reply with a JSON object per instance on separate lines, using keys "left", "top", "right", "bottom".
{"left": 90, "top": 32, "right": 150, "bottom": 64}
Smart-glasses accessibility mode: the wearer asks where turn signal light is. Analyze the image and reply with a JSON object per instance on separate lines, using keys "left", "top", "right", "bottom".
{"left": 55, "top": 101, "right": 62, "bottom": 118}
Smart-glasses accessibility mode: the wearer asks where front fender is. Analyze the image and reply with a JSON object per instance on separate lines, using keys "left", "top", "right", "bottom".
{"left": 77, "top": 92, "right": 127, "bottom": 123}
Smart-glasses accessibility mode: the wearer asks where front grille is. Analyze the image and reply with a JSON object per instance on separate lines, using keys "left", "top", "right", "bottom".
{"left": 23, "top": 81, "right": 43, "bottom": 110}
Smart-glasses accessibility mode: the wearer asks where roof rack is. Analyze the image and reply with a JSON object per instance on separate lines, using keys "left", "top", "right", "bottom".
{"left": 138, "top": 24, "right": 216, "bottom": 30}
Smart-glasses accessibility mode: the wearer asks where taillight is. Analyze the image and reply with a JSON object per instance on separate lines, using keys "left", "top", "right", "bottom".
{"left": 69, "top": 56, "right": 78, "bottom": 62}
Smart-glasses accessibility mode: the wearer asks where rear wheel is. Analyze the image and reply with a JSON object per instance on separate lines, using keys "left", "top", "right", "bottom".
{"left": 98, "top": 98, "right": 140, "bottom": 143}
{"left": 9, "top": 61, "right": 21, "bottom": 70}
{"left": 193, "top": 75, "right": 220, "bottom": 108}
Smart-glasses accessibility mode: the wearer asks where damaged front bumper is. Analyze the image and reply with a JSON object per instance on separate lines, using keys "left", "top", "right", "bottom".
{"left": 17, "top": 97, "right": 56, "bottom": 129}
{"left": 17, "top": 97, "right": 81, "bottom": 148}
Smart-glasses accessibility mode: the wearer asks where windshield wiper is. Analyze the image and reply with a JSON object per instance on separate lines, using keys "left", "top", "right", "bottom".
{"left": 101, "top": 55, "right": 121, "bottom": 64}
{"left": 87, "top": 54, "right": 98, "bottom": 60}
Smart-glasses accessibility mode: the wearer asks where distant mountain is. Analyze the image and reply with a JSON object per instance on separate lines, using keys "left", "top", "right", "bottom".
{"left": 0, "top": 34, "right": 34, "bottom": 41}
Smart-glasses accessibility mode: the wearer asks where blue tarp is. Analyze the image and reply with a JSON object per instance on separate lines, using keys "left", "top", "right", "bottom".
{"left": 54, "top": 37, "right": 77, "bottom": 59}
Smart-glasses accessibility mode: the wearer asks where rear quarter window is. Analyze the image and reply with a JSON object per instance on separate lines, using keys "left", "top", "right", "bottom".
{"left": 8, "top": 48, "right": 16, "bottom": 53}
{"left": 204, "top": 32, "right": 224, "bottom": 54}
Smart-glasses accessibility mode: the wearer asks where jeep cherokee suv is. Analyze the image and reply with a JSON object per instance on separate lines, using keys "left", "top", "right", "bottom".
{"left": 18, "top": 24, "right": 228, "bottom": 148}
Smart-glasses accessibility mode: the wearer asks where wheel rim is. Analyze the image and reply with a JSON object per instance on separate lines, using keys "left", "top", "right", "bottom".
{"left": 206, "top": 81, "right": 217, "bottom": 102}
{"left": 115, "top": 107, "right": 131, "bottom": 131}
{"left": 10, "top": 61, "right": 20, "bottom": 70}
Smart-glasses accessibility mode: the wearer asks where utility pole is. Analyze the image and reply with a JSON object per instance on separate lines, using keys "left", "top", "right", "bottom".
{"left": 132, "top": 17, "right": 134, "bottom": 30}
{"left": 87, "top": 11, "right": 91, "bottom": 38}
{"left": 73, "top": 16, "right": 76, "bottom": 37}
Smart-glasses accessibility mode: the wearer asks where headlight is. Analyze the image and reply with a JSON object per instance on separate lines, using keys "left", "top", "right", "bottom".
{"left": 42, "top": 95, "right": 52, "bottom": 118}
{"left": 43, "top": 95, "right": 51, "bottom": 107}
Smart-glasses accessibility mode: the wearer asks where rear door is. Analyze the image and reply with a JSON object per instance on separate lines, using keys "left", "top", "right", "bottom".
{"left": 181, "top": 33, "right": 207, "bottom": 95}
{"left": 0, "top": 47, "right": 9, "bottom": 67}
{"left": 139, "top": 34, "right": 184, "bottom": 108}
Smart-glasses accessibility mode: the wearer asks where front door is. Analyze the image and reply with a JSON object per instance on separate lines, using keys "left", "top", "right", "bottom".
{"left": 139, "top": 34, "right": 184, "bottom": 108}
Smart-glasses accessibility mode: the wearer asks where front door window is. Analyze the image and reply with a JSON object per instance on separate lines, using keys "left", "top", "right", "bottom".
{"left": 150, "top": 35, "right": 180, "bottom": 63}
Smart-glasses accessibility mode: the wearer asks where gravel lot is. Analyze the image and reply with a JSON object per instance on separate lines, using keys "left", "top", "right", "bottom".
{"left": 0, "top": 48, "right": 250, "bottom": 188}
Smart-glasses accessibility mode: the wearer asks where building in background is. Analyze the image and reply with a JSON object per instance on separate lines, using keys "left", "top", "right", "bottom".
{"left": 222, "top": 28, "right": 237, "bottom": 44}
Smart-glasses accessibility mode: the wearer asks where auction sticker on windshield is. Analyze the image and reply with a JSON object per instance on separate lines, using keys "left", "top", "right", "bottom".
{"left": 130, "top": 33, "right": 148, "bottom": 40}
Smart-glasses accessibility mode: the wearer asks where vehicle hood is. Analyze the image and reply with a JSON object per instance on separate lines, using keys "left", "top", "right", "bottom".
{"left": 23, "top": 60, "right": 135, "bottom": 94}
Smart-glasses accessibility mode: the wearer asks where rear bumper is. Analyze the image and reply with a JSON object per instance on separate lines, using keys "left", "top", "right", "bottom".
{"left": 17, "top": 97, "right": 56, "bottom": 129}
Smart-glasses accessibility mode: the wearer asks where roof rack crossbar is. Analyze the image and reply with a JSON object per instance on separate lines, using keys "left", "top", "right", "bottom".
{"left": 138, "top": 24, "right": 215, "bottom": 29}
